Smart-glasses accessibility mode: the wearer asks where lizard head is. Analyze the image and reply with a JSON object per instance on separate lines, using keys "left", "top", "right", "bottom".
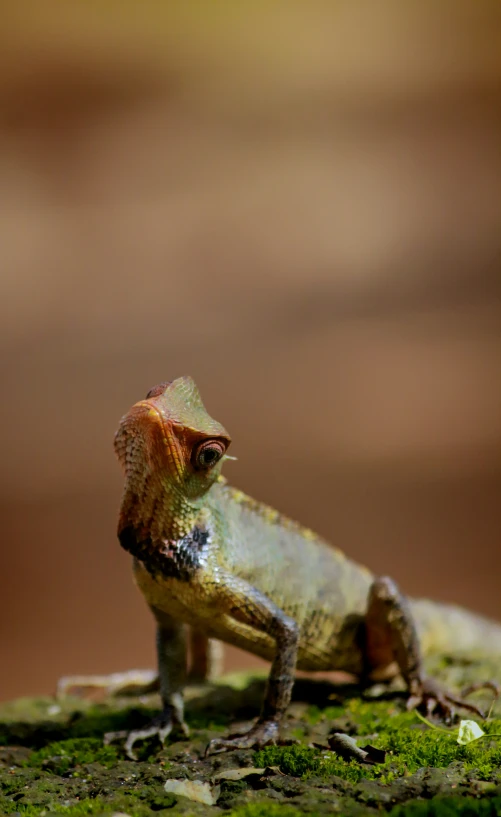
{"left": 114, "top": 376, "right": 232, "bottom": 500}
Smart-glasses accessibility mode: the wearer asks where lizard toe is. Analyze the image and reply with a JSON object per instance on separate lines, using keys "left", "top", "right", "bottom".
{"left": 104, "top": 710, "right": 187, "bottom": 760}
{"left": 205, "top": 719, "right": 279, "bottom": 756}
{"left": 461, "top": 680, "right": 500, "bottom": 713}
{"left": 407, "top": 676, "right": 487, "bottom": 723}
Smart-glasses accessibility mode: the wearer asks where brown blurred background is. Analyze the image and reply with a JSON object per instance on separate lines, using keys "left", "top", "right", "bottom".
{"left": 1, "top": 2, "right": 500, "bottom": 702}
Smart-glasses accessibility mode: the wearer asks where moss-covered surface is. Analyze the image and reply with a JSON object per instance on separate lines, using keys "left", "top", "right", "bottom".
{"left": 1, "top": 652, "right": 500, "bottom": 816}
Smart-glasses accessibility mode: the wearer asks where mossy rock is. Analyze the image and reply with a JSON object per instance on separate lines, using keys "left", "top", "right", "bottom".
{"left": 0, "top": 654, "right": 500, "bottom": 816}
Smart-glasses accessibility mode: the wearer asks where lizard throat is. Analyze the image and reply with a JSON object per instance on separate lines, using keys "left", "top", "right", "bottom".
{"left": 118, "top": 478, "right": 204, "bottom": 543}
{"left": 118, "top": 523, "right": 210, "bottom": 582}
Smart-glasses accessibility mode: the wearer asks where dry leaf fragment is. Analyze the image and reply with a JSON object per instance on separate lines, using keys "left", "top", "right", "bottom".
{"left": 164, "top": 779, "right": 219, "bottom": 805}
{"left": 328, "top": 732, "right": 386, "bottom": 764}
{"left": 359, "top": 744, "right": 387, "bottom": 764}
{"left": 213, "top": 767, "right": 266, "bottom": 782}
{"left": 213, "top": 766, "right": 283, "bottom": 783}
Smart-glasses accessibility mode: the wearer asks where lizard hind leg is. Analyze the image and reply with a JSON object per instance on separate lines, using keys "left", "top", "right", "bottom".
{"left": 188, "top": 631, "right": 224, "bottom": 683}
{"left": 57, "top": 669, "right": 159, "bottom": 699}
{"left": 364, "top": 576, "right": 486, "bottom": 721}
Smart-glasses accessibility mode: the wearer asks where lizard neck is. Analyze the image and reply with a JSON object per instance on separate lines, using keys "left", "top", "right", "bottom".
{"left": 118, "top": 477, "right": 205, "bottom": 542}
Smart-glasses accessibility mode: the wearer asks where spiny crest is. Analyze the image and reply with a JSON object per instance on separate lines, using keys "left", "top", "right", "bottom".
{"left": 152, "top": 376, "right": 229, "bottom": 438}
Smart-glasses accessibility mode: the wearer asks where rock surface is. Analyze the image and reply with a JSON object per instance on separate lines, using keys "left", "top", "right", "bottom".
{"left": 1, "top": 655, "right": 500, "bottom": 816}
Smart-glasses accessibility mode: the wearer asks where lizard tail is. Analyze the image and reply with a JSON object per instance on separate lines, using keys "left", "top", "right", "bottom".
{"left": 411, "top": 599, "right": 501, "bottom": 657}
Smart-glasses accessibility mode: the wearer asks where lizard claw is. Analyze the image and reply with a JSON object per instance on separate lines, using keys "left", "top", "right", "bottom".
{"left": 104, "top": 710, "right": 189, "bottom": 760}
{"left": 205, "top": 719, "right": 279, "bottom": 756}
{"left": 461, "top": 680, "right": 500, "bottom": 703}
{"left": 406, "top": 677, "right": 486, "bottom": 723}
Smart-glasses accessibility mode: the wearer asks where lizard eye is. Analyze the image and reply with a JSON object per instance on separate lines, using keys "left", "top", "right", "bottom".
{"left": 192, "top": 440, "right": 226, "bottom": 470}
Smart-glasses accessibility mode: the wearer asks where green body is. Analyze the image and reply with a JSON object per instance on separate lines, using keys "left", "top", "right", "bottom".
{"left": 112, "top": 376, "right": 501, "bottom": 755}
{"left": 133, "top": 479, "right": 373, "bottom": 675}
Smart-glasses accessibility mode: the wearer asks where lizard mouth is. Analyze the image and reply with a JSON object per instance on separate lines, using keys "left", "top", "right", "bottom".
{"left": 139, "top": 401, "right": 185, "bottom": 481}
{"left": 115, "top": 400, "right": 184, "bottom": 482}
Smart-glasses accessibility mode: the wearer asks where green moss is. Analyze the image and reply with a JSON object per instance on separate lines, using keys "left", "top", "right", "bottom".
{"left": 0, "top": 766, "right": 174, "bottom": 817}
{"left": 0, "top": 702, "right": 160, "bottom": 748}
{"left": 254, "top": 744, "right": 319, "bottom": 777}
{"left": 376, "top": 722, "right": 501, "bottom": 780}
{"left": 305, "top": 698, "right": 418, "bottom": 733}
{"left": 484, "top": 718, "right": 501, "bottom": 736}
{"left": 388, "top": 795, "right": 501, "bottom": 817}
{"left": 26, "top": 737, "right": 119, "bottom": 774}
{"left": 149, "top": 792, "right": 177, "bottom": 810}
{"left": 344, "top": 698, "right": 418, "bottom": 734}
{"left": 305, "top": 703, "right": 344, "bottom": 725}
{"left": 0, "top": 793, "right": 159, "bottom": 816}
{"left": 1, "top": 667, "right": 500, "bottom": 816}
{"left": 255, "top": 704, "right": 501, "bottom": 786}
{"left": 228, "top": 804, "right": 303, "bottom": 817}
{"left": 67, "top": 705, "right": 159, "bottom": 739}
{"left": 290, "top": 726, "right": 307, "bottom": 740}
{"left": 254, "top": 743, "right": 370, "bottom": 783}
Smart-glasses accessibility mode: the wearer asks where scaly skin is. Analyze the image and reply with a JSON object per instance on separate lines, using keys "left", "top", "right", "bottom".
{"left": 94, "top": 377, "right": 501, "bottom": 758}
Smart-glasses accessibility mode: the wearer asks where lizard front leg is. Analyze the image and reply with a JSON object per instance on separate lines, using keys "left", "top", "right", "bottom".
{"left": 365, "top": 577, "right": 485, "bottom": 720}
{"left": 206, "top": 573, "right": 299, "bottom": 755}
{"left": 105, "top": 611, "right": 189, "bottom": 759}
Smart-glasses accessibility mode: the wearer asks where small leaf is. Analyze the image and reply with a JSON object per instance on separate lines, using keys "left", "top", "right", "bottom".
{"left": 164, "top": 779, "right": 219, "bottom": 805}
{"left": 457, "top": 719, "right": 486, "bottom": 745}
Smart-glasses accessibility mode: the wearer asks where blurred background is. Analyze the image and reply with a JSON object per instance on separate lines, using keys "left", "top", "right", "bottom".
{"left": 1, "top": 1, "right": 500, "bottom": 701}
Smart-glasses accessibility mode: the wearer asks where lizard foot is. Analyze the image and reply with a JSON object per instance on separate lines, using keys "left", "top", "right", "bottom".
{"left": 57, "top": 669, "right": 159, "bottom": 699}
{"left": 406, "top": 676, "right": 487, "bottom": 723}
{"left": 104, "top": 710, "right": 189, "bottom": 761}
{"left": 205, "top": 718, "right": 279, "bottom": 756}
{"left": 461, "top": 680, "right": 500, "bottom": 701}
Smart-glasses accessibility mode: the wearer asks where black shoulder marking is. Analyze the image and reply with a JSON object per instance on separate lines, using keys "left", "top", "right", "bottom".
{"left": 118, "top": 524, "right": 209, "bottom": 581}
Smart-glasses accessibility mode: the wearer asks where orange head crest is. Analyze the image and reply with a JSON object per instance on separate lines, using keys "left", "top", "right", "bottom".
{"left": 114, "top": 376, "right": 231, "bottom": 499}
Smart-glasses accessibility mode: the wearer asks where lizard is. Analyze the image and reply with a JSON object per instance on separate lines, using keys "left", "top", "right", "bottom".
{"left": 60, "top": 376, "right": 501, "bottom": 759}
